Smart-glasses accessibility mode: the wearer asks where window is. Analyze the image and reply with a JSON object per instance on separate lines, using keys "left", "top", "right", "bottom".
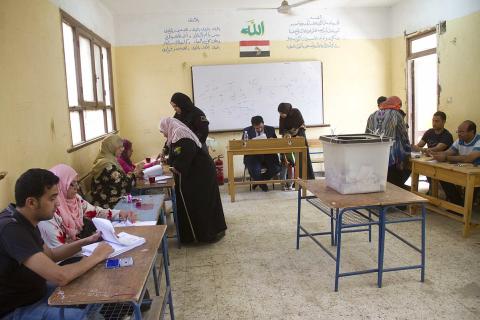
{"left": 406, "top": 29, "right": 438, "bottom": 143}
{"left": 61, "top": 11, "right": 116, "bottom": 150}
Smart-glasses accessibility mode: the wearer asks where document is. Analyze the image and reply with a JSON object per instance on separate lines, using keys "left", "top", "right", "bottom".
{"left": 154, "top": 175, "right": 173, "bottom": 183}
{"left": 252, "top": 133, "right": 267, "bottom": 140}
{"left": 81, "top": 218, "right": 146, "bottom": 258}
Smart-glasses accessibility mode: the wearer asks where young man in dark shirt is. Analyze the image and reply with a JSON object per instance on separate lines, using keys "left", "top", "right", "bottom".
{"left": 0, "top": 169, "right": 113, "bottom": 319}
{"left": 412, "top": 111, "right": 453, "bottom": 153}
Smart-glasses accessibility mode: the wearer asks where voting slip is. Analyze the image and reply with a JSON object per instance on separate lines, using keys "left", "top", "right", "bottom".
{"left": 81, "top": 218, "right": 146, "bottom": 258}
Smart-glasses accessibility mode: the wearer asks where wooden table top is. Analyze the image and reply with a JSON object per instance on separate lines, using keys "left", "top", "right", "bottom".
{"left": 114, "top": 194, "right": 165, "bottom": 222}
{"left": 227, "top": 137, "right": 306, "bottom": 152}
{"left": 48, "top": 225, "right": 166, "bottom": 306}
{"left": 411, "top": 158, "right": 480, "bottom": 174}
{"left": 136, "top": 176, "right": 175, "bottom": 190}
{"left": 299, "top": 179, "right": 428, "bottom": 209}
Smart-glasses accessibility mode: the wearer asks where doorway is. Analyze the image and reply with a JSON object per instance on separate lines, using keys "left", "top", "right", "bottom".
{"left": 407, "top": 30, "right": 438, "bottom": 144}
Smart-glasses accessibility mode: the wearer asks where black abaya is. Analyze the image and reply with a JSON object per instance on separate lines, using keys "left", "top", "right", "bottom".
{"left": 169, "top": 138, "right": 227, "bottom": 243}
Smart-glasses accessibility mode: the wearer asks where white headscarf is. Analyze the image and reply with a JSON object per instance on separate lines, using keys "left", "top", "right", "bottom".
{"left": 159, "top": 117, "right": 202, "bottom": 148}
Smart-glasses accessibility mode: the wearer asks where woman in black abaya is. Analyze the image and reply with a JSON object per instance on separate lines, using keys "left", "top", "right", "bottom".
{"left": 159, "top": 117, "right": 227, "bottom": 243}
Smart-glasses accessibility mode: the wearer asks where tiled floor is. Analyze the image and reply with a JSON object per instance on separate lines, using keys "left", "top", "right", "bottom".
{"left": 153, "top": 183, "right": 480, "bottom": 320}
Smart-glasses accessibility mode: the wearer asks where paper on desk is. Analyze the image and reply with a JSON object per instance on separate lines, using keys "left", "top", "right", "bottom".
{"left": 81, "top": 232, "right": 146, "bottom": 258}
{"left": 154, "top": 175, "right": 173, "bottom": 182}
{"left": 82, "top": 218, "right": 146, "bottom": 257}
{"left": 112, "top": 220, "right": 157, "bottom": 227}
{"left": 143, "top": 165, "right": 163, "bottom": 177}
{"left": 252, "top": 133, "right": 267, "bottom": 140}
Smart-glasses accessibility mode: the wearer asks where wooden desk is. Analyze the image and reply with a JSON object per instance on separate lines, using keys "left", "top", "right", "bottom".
{"left": 297, "top": 180, "right": 428, "bottom": 291}
{"left": 49, "top": 225, "right": 174, "bottom": 319}
{"left": 410, "top": 158, "right": 480, "bottom": 236}
{"left": 227, "top": 137, "right": 307, "bottom": 202}
{"left": 136, "top": 173, "right": 181, "bottom": 247}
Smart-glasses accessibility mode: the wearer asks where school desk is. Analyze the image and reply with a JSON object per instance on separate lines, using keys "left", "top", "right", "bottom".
{"left": 48, "top": 225, "right": 175, "bottom": 320}
{"left": 296, "top": 179, "right": 428, "bottom": 291}
{"left": 227, "top": 137, "right": 307, "bottom": 202}
{"left": 410, "top": 158, "right": 480, "bottom": 236}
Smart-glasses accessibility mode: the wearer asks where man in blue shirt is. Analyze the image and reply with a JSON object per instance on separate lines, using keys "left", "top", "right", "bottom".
{"left": 243, "top": 116, "right": 281, "bottom": 191}
{"left": 431, "top": 120, "right": 480, "bottom": 205}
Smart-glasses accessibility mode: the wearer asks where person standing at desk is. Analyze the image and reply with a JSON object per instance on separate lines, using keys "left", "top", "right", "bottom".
{"left": 159, "top": 118, "right": 227, "bottom": 243}
{"left": 366, "top": 96, "right": 411, "bottom": 188}
{"left": 412, "top": 111, "right": 453, "bottom": 154}
{"left": 278, "top": 102, "right": 315, "bottom": 180}
{"left": 242, "top": 116, "right": 281, "bottom": 192}
{"left": 170, "top": 92, "right": 209, "bottom": 152}
{"left": 431, "top": 120, "right": 480, "bottom": 205}
{"left": 0, "top": 169, "right": 113, "bottom": 319}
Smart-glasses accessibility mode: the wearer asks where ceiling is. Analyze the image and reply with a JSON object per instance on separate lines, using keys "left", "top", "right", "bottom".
{"left": 99, "top": 0, "right": 402, "bottom": 16}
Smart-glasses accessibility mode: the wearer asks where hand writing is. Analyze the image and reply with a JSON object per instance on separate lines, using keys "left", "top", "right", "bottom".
{"left": 92, "top": 242, "right": 114, "bottom": 259}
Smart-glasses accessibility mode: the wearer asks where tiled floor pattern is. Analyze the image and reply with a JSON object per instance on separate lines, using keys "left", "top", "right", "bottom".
{"left": 151, "top": 184, "right": 480, "bottom": 320}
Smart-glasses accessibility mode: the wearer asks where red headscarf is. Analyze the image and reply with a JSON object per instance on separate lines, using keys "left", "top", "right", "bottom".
{"left": 380, "top": 96, "right": 402, "bottom": 110}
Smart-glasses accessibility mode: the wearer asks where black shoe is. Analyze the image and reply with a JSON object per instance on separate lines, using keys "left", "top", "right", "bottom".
{"left": 260, "top": 184, "right": 268, "bottom": 192}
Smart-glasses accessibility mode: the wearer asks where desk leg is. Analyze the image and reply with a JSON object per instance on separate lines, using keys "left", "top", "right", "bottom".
{"left": 411, "top": 169, "right": 420, "bottom": 214}
{"left": 431, "top": 179, "right": 439, "bottom": 198}
{"left": 421, "top": 204, "right": 426, "bottom": 282}
{"left": 296, "top": 186, "right": 302, "bottom": 250}
{"left": 227, "top": 152, "right": 235, "bottom": 202}
{"left": 377, "top": 207, "right": 385, "bottom": 288}
{"left": 463, "top": 175, "right": 475, "bottom": 237}
{"left": 294, "top": 152, "right": 300, "bottom": 191}
{"left": 330, "top": 209, "right": 335, "bottom": 246}
{"left": 334, "top": 210, "right": 344, "bottom": 292}
{"left": 302, "top": 150, "right": 307, "bottom": 197}
{"left": 162, "top": 235, "right": 175, "bottom": 319}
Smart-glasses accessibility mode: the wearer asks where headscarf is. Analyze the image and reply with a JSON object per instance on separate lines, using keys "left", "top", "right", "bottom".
{"left": 171, "top": 92, "right": 194, "bottom": 112}
{"left": 91, "top": 134, "right": 124, "bottom": 179}
{"left": 278, "top": 102, "right": 293, "bottom": 114}
{"left": 49, "top": 164, "right": 83, "bottom": 240}
{"left": 120, "top": 139, "right": 133, "bottom": 166}
{"left": 380, "top": 96, "right": 402, "bottom": 110}
{"left": 159, "top": 117, "right": 202, "bottom": 148}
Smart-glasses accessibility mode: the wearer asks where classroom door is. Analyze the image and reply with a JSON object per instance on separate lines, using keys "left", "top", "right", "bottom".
{"left": 407, "top": 30, "right": 438, "bottom": 144}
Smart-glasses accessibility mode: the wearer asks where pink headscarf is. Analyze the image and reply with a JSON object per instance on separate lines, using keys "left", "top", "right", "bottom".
{"left": 159, "top": 118, "right": 202, "bottom": 148}
{"left": 49, "top": 164, "right": 83, "bottom": 240}
{"left": 380, "top": 96, "right": 402, "bottom": 110}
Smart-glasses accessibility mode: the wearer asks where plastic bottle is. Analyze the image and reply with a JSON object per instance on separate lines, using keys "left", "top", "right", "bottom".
{"left": 243, "top": 131, "right": 248, "bottom": 147}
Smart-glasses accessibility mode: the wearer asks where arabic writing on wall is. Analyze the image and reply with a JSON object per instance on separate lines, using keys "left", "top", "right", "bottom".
{"left": 240, "top": 20, "right": 265, "bottom": 36}
{"left": 287, "top": 15, "right": 340, "bottom": 49}
{"left": 162, "top": 22, "right": 222, "bottom": 54}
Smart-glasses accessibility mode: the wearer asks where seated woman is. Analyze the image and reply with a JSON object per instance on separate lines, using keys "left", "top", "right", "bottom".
{"left": 91, "top": 134, "right": 141, "bottom": 209}
{"left": 278, "top": 102, "right": 315, "bottom": 180}
{"left": 38, "top": 164, "right": 136, "bottom": 248}
{"left": 159, "top": 118, "right": 227, "bottom": 243}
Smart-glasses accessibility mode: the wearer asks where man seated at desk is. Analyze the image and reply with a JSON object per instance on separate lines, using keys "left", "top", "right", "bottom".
{"left": 242, "top": 116, "right": 281, "bottom": 192}
{"left": 0, "top": 169, "right": 113, "bottom": 319}
{"left": 412, "top": 111, "right": 454, "bottom": 154}
{"left": 431, "top": 120, "right": 480, "bottom": 206}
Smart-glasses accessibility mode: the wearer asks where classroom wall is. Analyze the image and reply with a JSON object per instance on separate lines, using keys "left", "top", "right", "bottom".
{"left": 390, "top": 11, "right": 480, "bottom": 136}
{"left": 113, "top": 38, "right": 391, "bottom": 178}
{"left": 0, "top": 0, "right": 115, "bottom": 208}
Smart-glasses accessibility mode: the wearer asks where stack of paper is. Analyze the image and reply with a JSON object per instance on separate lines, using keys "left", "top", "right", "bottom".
{"left": 81, "top": 218, "right": 146, "bottom": 258}
{"left": 154, "top": 175, "right": 173, "bottom": 183}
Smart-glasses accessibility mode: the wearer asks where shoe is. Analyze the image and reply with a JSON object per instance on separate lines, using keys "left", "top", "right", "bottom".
{"left": 252, "top": 184, "right": 258, "bottom": 190}
{"left": 260, "top": 184, "right": 268, "bottom": 192}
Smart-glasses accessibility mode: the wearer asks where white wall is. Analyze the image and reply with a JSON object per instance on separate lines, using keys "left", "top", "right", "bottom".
{"left": 49, "top": 0, "right": 115, "bottom": 42}
{"left": 391, "top": 0, "right": 480, "bottom": 35}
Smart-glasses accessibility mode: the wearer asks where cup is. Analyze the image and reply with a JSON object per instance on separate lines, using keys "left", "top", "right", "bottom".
{"left": 148, "top": 176, "right": 156, "bottom": 184}
{"left": 145, "top": 157, "right": 151, "bottom": 163}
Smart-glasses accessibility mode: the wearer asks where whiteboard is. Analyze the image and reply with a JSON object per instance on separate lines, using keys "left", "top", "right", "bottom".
{"left": 191, "top": 61, "right": 323, "bottom": 131}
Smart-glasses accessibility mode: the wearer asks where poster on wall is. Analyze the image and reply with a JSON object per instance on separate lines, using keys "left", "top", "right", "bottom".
{"left": 239, "top": 19, "right": 270, "bottom": 57}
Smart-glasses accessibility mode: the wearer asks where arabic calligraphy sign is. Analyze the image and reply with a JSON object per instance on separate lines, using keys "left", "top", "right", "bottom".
{"left": 162, "top": 26, "right": 222, "bottom": 54}
{"left": 287, "top": 15, "right": 340, "bottom": 49}
{"left": 240, "top": 20, "right": 265, "bottom": 36}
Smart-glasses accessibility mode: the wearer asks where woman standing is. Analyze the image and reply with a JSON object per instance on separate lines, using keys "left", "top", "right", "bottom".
{"left": 278, "top": 102, "right": 315, "bottom": 180}
{"left": 170, "top": 92, "right": 209, "bottom": 152}
{"left": 91, "top": 134, "right": 141, "bottom": 209}
{"left": 159, "top": 118, "right": 227, "bottom": 243}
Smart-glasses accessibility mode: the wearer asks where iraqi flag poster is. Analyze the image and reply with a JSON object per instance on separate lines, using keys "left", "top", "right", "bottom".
{"left": 239, "top": 40, "right": 270, "bottom": 57}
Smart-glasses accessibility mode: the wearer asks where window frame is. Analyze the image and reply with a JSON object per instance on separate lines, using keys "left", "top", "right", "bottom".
{"left": 60, "top": 10, "right": 117, "bottom": 152}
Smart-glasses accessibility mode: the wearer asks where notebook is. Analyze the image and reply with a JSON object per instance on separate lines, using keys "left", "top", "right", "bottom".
{"left": 81, "top": 218, "right": 146, "bottom": 258}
